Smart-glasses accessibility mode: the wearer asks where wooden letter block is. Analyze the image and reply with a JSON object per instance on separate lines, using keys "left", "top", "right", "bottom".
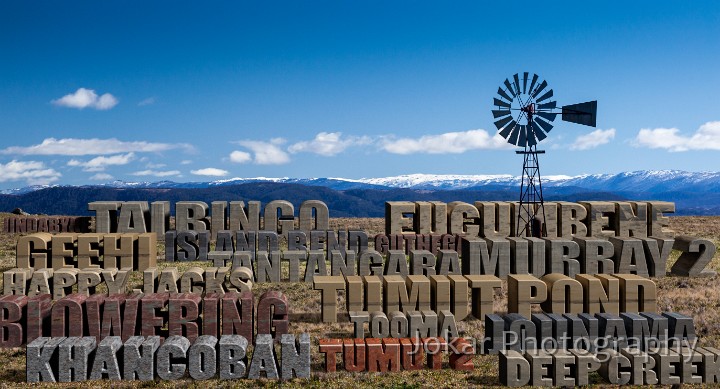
{"left": 313, "top": 276, "right": 345, "bottom": 323}
{"left": 615, "top": 202, "right": 648, "bottom": 237}
{"left": 51, "top": 234, "right": 76, "bottom": 270}
{"left": 614, "top": 274, "right": 657, "bottom": 313}
{"left": 385, "top": 201, "right": 415, "bottom": 235}
{"left": 17, "top": 233, "right": 52, "bottom": 269}
{"left": 448, "top": 275, "right": 469, "bottom": 320}
{"left": 647, "top": 201, "right": 675, "bottom": 238}
{"left": 579, "top": 201, "right": 615, "bottom": 239}
{"left": 466, "top": 275, "right": 501, "bottom": 320}
{"left": 345, "top": 275, "right": 363, "bottom": 312}
{"left": 77, "top": 234, "right": 102, "bottom": 269}
{"left": 508, "top": 274, "right": 547, "bottom": 319}
{"left": 576, "top": 274, "right": 620, "bottom": 315}
{"left": 609, "top": 237, "right": 650, "bottom": 277}
{"left": 540, "top": 273, "right": 583, "bottom": 314}
{"left": 500, "top": 350, "right": 531, "bottom": 387}
{"left": 557, "top": 202, "right": 588, "bottom": 238}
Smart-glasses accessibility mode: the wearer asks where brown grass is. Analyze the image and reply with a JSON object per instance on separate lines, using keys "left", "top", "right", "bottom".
{"left": 0, "top": 214, "right": 718, "bottom": 387}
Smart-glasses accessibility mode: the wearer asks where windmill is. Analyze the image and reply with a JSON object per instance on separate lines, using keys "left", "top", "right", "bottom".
{"left": 493, "top": 72, "right": 597, "bottom": 237}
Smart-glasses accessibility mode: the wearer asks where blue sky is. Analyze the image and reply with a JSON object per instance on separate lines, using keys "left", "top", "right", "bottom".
{"left": 0, "top": 1, "right": 719, "bottom": 189}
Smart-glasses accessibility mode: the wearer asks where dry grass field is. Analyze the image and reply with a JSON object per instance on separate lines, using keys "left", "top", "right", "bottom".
{"left": 0, "top": 214, "right": 719, "bottom": 388}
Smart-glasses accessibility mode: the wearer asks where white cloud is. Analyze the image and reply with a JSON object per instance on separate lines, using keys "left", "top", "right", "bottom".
{"left": 2, "top": 137, "right": 192, "bottom": 156}
{"left": 570, "top": 128, "right": 616, "bottom": 150}
{"left": 145, "top": 162, "right": 166, "bottom": 169}
{"left": 229, "top": 151, "right": 252, "bottom": 164}
{"left": 131, "top": 169, "right": 181, "bottom": 177}
{"left": 138, "top": 97, "right": 156, "bottom": 106}
{"left": 234, "top": 138, "right": 290, "bottom": 165}
{"left": 635, "top": 121, "right": 720, "bottom": 152}
{"left": 380, "top": 129, "right": 512, "bottom": 154}
{"left": 90, "top": 173, "right": 114, "bottom": 181}
{"left": 67, "top": 152, "right": 135, "bottom": 172}
{"left": 0, "top": 160, "right": 61, "bottom": 185}
{"left": 288, "top": 132, "right": 371, "bottom": 156}
{"left": 191, "top": 167, "right": 229, "bottom": 176}
{"left": 51, "top": 88, "right": 118, "bottom": 110}
{"left": 180, "top": 160, "right": 193, "bottom": 165}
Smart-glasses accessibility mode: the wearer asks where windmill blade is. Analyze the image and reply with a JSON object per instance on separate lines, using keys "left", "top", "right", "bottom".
{"left": 504, "top": 79, "right": 516, "bottom": 97}
{"left": 517, "top": 125, "right": 527, "bottom": 147}
{"left": 522, "top": 72, "right": 529, "bottom": 94}
{"left": 530, "top": 121, "right": 547, "bottom": 141}
{"left": 528, "top": 74, "right": 539, "bottom": 95}
{"left": 534, "top": 116, "right": 554, "bottom": 134}
{"left": 531, "top": 80, "right": 548, "bottom": 98}
{"left": 562, "top": 100, "right": 597, "bottom": 127}
{"left": 499, "top": 120, "right": 516, "bottom": 139}
{"left": 497, "top": 87, "right": 513, "bottom": 102}
{"left": 495, "top": 115, "right": 513, "bottom": 130}
{"left": 536, "top": 89, "right": 554, "bottom": 103}
{"left": 537, "top": 101, "right": 556, "bottom": 110}
{"left": 536, "top": 111, "right": 558, "bottom": 122}
{"left": 492, "top": 109, "right": 511, "bottom": 119}
{"left": 513, "top": 74, "right": 521, "bottom": 95}
{"left": 493, "top": 98, "right": 511, "bottom": 108}
{"left": 507, "top": 123, "right": 521, "bottom": 145}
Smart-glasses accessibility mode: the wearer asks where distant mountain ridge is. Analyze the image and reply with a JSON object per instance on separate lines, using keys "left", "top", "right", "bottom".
{"left": 1, "top": 170, "right": 719, "bottom": 216}
{"left": 5, "top": 170, "right": 719, "bottom": 193}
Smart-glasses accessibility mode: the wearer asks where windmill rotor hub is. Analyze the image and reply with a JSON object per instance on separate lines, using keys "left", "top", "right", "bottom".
{"left": 521, "top": 103, "right": 534, "bottom": 116}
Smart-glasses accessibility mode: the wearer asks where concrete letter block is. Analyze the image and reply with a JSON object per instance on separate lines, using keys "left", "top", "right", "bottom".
{"left": 123, "top": 336, "right": 160, "bottom": 381}
{"left": 58, "top": 337, "right": 95, "bottom": 382}
{"left": 188, "top": 335, "right": 218, "bottom": 380}
{"left": 280, "top": 333, "right": 310, "bottom": 379}
{"left": 27, "top": 337, "right": 63, "bottom": 382}
{"left": 89, "top": 336, "right": 122, "bottom": 380}
{"left": 218, "top": 335, "right": 248, "bottom": 379}
{"left": 157, "top": 335, "right": 190, "bottom": 380}
{"left": 248, "top": 334, "right": 279, "bottom": 379}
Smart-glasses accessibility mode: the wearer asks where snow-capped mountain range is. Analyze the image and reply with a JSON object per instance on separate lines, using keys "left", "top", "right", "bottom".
{"left": 3, "top": 170, "right": 719, "bottom": 194}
